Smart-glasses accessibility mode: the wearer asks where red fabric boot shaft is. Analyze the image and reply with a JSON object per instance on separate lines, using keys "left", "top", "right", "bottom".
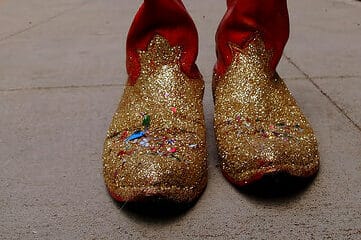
{"left": 126, "top": 0, "right": 200, "bottom": 85}
{"left": 215, "top": 0, "right": 290, "bottom": 75}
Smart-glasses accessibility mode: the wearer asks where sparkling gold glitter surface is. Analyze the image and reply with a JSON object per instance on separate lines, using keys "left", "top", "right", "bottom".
{"left": 213, "top": 36, "right": 320, "bottom": 185}
{"left": 103, "top": 35, "right": 207, "bottom": 202}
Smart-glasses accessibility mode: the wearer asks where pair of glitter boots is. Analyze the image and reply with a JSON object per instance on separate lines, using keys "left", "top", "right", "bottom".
{"left": 102, "top": 0, "right": 320, "bottom": 203}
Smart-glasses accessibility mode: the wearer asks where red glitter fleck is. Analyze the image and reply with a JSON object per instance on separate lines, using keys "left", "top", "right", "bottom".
{"left": 120, "top": 131, "right": 128, "bottom": 140}
{"left": 170, "top": 107, "right": 177, "bottom": 113}
{"left": 117, "top": 150, "right": 127, "bottom": 156}
{"left": 168, "top": 147, "right": 177, "bottom": 153}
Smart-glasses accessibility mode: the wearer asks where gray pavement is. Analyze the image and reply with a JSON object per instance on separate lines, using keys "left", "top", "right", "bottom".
{"left": 1, "top": 0, "right": 361, "bottom": 239}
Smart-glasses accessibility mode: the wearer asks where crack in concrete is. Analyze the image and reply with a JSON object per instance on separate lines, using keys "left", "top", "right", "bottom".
{"left": 284, "top": 55, "right": 361, "bottom": 133}
{"left": 337, "top": 0, "right": 361, "bottom": 7}
{"left": 284, "top": 75, "right": 361, "bottom": 81}
{"left": 0, "top": 0, "right": 93, "bottom": 43}
{"left": 0, "top": 83, "right": 122, "bottom": 93}
{"left": 312, "top": 75, "right": 361, "bottom": 80}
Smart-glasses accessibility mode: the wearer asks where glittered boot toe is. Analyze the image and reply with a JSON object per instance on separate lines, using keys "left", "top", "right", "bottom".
{"left": 105, "top": 127, "right": 207, "bottom": 203}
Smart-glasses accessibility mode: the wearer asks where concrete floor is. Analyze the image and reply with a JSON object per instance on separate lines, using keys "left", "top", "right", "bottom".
{"left": 1, "top": 0, "right": 361, "bottom": 239}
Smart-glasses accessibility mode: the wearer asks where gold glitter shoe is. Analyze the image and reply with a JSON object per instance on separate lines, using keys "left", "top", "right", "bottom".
{"left": 103, "top": 0, "right": 207, "bottom": 203}
{"left": 213, "top": 35, "right": 320, "bottom": 186}
{"left": 102, "top": 34, "right": 207, "bottom": 203}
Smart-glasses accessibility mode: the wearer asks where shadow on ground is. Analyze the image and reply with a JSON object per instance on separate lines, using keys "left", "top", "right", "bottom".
{"left": 237, "top": 172, "right": 318, "bottom": 200}
{"left": 115, "top": 197, "right": 200, "bottom": 223}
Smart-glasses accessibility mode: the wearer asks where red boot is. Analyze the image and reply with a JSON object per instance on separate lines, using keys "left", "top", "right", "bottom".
{"left": 103, "top": 0, "right": 207, "bottom": 203}
{"left": 213, "top": 0, "right": 320, "bottom": 186}
{"left": 215, "top": 0, "right": 289, "bottom": 76}
{"left": 126, "top": 0, "right": 201, "bottom": 85}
